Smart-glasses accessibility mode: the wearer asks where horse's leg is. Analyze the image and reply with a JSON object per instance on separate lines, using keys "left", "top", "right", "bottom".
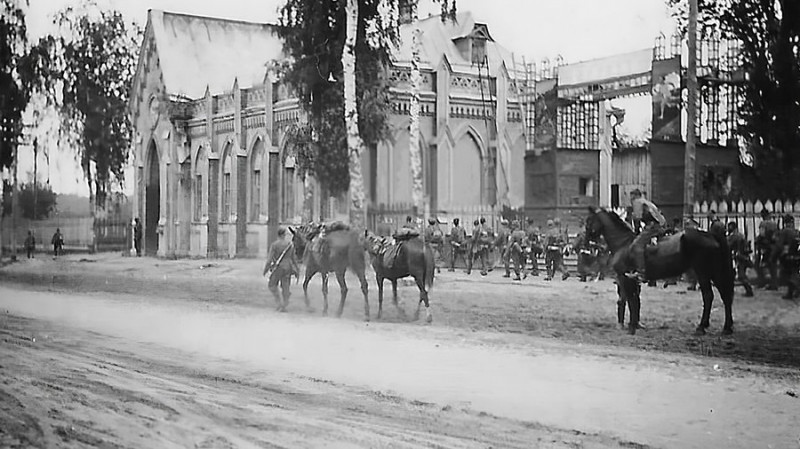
{"left": 376, "top": 276, "right": 384, "bottom": 320}
{"left": 302, "top": 267, "right": 317, "bottom": 313}
{"left": 416, "top": 275, "right": 432, "bottom": 324}
{"left": 715, "top": 268, "right": 735, "bottom": 335}
{"left": 392, "top": 279, "right": 407, "bottom": 319}
{"left": 358, "top": 268, "right": 370, "bottom": 322}
{"left": 335, "top": 269, "right": 349, "bottom": 319}
{"left": 628, "top": 281, "right": 641, "bottom": 335}
{"left": 695, "top": 275, "right": 714, "bottom": 336}
{"left": 616, "top": 275, "right": 627, "bottom": 329}
{"left": 321, "top": 272, "right": 330, "bottom": 316}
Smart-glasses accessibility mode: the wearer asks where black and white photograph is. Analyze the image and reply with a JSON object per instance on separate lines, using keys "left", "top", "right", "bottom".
{"left": 1, "top": 0, "right": 799, "bottom": 447}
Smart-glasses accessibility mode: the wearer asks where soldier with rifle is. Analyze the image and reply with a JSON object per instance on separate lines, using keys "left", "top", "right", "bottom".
{"left": 263, "top": 227, "right": 300, "bottom": 312}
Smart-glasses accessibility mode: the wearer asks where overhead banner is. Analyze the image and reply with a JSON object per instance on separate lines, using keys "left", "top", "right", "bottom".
{"left": 533, "top": 78, "right": 558, "bottom": 154}
{"left": 651, "top": 57, "right": 682, "bottom": 142}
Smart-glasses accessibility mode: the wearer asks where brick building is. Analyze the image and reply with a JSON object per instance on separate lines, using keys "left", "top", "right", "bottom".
{"left": 129, "top": 10, "right": 528, "bottom": 258}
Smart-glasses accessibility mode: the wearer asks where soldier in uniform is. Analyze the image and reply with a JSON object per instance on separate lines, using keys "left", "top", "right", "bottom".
{"left": 495, "top": 218, "right": 512, "bottom": 277}
{"left": 543, "top": 219, "right": 569, "bottom": 281}
{"left": 448, "top": 218, "right": 468, "bottom": 272}
{"left": 525, "top": 218, "right": 542, "bottom": 276}
{"left": 424, "top": 217, "right": 444, "bottom": 273}
{"left": 263, "top": 227, "right": 300, "bottom": 312}
{"left": 756, "top": 209, "right": 779, "bottom": 290}
{"left": 24, "top": 230, "right": 36, "bottom": 259}
{"left": 573, "top": 227, "right": 594, "bottom": 282}
{"left": 774, "top": 215, "right": 799, "bottom": 300}
{"left": 628, "top": 189, "right": 666, "bottom": 282}
{"left": 727, "top": 221, "right": 754, "bottom": 297}
{"left": 467, "top": 218, "right": 490, "bottom": 276}
{"left": 508, "top": 220, "right": 528, "bottom": 281}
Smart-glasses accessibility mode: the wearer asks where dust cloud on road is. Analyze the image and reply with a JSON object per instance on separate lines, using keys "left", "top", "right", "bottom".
{"left": 1, "top": 286, "right": 797, "bottom": 448}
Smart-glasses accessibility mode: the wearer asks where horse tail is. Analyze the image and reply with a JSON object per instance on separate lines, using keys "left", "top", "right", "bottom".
{"left": 423, "top": 245, "right": 435, "bottom": 291}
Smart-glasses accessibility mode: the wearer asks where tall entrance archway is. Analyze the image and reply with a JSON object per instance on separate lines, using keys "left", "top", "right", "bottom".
{"left": 145, "top": 140, "right": 160, "bottom": 256}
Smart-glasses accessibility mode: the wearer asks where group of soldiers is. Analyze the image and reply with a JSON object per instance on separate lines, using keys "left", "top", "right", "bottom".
{"left": 417, "top": 215, "right": 579, "bottom": 281}
{"left": 748, "top": 209, "right": 799, "bottom": 300}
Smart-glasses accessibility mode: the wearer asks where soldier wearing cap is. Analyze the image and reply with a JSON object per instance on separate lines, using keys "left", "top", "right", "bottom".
{"left": 448, "top": 218, "right": 468, "bottom": 271}
{"left": 424, "top": 217, "right": 444, "bottom": 273}
{"left": 628, "top": 188, "right": 666, "bottom": 282}
{"left": 525, "top": 217, "right": 542, "bottom": 276}
{"left": 727, "top": 221, "right": 754, "bottom": 297}
{"left": 263, "top": 227, "right": 300, "bottom": 312}
{"left": 467, "top": 217, "right": 490, "bottom": 276}
{"left": 508, "top": 219, "right": 528, "bottom": 280}
{"left": 543, "top": 218, "right": 569, "bottom": 280}
{"left": 756, "top": 209, "right": 779, "bottom": 290}
{"left": 496, "top": 218, "right": 512, "bottom": 277}
{"left": 774, "top": 215, "right": 799, "bottom": 299}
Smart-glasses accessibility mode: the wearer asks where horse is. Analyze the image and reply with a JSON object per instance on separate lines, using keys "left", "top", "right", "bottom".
{"left": 585, "top": 206, "right": 734, "bottom": 336}
{"left": 291, "top": 222, "right": 371, "bottom": 320}
{"left": 364, "top": 230, "right": 435, "bottom": 323}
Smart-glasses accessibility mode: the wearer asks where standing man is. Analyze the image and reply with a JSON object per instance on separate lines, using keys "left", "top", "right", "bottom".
{"left": 774, "top": 215, "right": 799, "bottom": 300}
{"left": 424, "top": 217, "right": 444, "bottom": 273}
{"left": 468, "top": 218, "right": 490, "bottom": 276}
{"left": 543, "top": 219, "right": 569, "bottom": 281}
{"left": 51, "top": 228, "right": 64, "bottom": 257}
{"left": 628, "top": 189, "right": 666, "bottom": 282}
{"left": 727, "top": 221, "right": 754, "bottom": 297}
{"left": 525, "top": 218, "right": 541, "bottom": 276}
{"left": 495, "top": 218, "right": 511, "bottom": 277}
{"left": 24, "top": 230, "right": 35, "bottom": 259}
{"left": 263, "top": 227, "right": 300, "bottom": 312}
{"left": 508, "top": 220, "right": 528, "bottom": 281}
{"left": 448, "top": 218, "right": 467, "bottom": 272}
{"left": 133, "top": 218, "right": 143, "bottom": 257}
{"left": 756, "top": 209, "right": 779, "bottom": 290}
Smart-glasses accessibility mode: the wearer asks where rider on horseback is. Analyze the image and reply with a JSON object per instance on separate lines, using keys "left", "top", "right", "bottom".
{"left": 628, "top": 189, "right": 666, "bottom": 282}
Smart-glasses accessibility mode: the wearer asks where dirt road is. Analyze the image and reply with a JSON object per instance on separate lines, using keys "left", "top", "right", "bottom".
{"left": 1, "top": 285, "right": 798, "bottom": 449}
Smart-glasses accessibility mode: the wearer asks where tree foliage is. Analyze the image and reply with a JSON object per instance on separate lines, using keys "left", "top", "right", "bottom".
{"left": 0, "top": 0, "right": 29, "bottom": 170}
{"left": 20, "top": 1, "right": 141, "bottom": 208}
{"left": 276, "top": 0, "right": 457, "bottom": 196}
{"left": 669, "top": 0, "right": 800, "bottom": 198}
{"left": 2, "top": 181, "right": 57, "bottom": 220}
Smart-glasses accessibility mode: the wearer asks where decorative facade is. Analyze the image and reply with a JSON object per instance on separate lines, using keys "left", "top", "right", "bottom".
{"left": 129, "top": 10, "right": 528, "bottom": 258}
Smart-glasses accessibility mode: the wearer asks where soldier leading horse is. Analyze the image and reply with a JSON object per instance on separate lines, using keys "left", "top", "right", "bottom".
{"left": 292, "top": 223, "right": 371, "bottom": 320}
{"left": 585, "top": 206, "right": 734, "bottom": 336}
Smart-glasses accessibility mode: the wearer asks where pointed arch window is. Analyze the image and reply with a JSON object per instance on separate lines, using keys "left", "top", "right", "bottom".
{"left": 222, "top": 145, "right": 233, "bottom": 221}
{"left": 251, "top": 138, "right": 265, "bottom": 221}
{"left": 194, "top": 146, "right": 207, "bottom": 220}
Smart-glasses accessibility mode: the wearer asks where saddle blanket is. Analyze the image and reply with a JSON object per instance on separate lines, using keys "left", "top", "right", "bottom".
{"left": 381, "top": 243, "right": 403, "bottom": 270}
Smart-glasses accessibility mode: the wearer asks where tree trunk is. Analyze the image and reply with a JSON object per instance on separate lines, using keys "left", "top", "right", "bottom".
{"left": 344, "top": 0, "right": 367, "bottom": 229}
{"left": 684, "top": 0, "right": 698, "bottom": 214}
{"left": 409, "top": 0, "right": 424, "bottom": 220}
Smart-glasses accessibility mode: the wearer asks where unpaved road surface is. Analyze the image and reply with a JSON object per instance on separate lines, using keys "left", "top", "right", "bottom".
{"left": 1, "top": 285, "right": 799, "bottom": 449}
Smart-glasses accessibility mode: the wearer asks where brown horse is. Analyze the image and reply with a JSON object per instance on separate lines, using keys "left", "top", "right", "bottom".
{"left": 585, "top": 206, "right": 734, "bottom": 336}
{"left": 364, "top": 230, "right": 435, "bottom": 322}
{"left": 292, "top": 223, "right": 370, "bottom": 320}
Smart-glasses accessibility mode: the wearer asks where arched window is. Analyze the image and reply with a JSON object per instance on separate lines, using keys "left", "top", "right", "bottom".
{"left": 251, "top": 138, "right": 265, "bottom": 221}
{"left": 222, "top": 143, "right": 233, "bottom": 221}
{"left": 194, "top": 146, "right": 207, "bottom": 220}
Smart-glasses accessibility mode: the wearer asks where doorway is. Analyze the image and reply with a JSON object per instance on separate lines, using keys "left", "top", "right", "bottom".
{"left": 145, "top": 141, "right": 160, "bottom": 256}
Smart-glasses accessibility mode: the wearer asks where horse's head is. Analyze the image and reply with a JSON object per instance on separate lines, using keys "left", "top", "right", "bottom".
{"left": 585, "top": 206, "right": 604, "bottom": 241}
{"left": 363, "top": 229, "right": 387, "bottom": 256}
{"left": 290, "top": 222, "right": 318, "bottom": 258}
{"left": 585, "top": 206, "right": 635, "bottom": 253}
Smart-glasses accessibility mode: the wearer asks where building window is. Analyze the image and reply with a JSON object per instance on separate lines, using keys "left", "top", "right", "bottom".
{"left": 252, "top": 170, "right": 261, "bottom": 220}
{"left": 223, "top": 173, "right": 231, "bottom": 220}
{"left": 579, "top": 177, "right": 594, "bottom": 197}
{"left": 194, "top": 175, "right": 203, "bottom": 220}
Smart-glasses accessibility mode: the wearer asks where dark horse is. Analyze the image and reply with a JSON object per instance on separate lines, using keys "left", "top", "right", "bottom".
{"left": 364, "top": 230, "right": 435, "bottom": 322}
{"left": 292, "top": 223, "right": 370, "bottom": 320}
{"left": 585, "top": 207, "right": 734, "bottom": 336}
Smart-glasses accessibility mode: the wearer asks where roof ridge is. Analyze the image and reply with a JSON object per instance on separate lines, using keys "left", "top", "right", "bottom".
{"left": 152, "top": 9, "right": 278, "bottom": 28}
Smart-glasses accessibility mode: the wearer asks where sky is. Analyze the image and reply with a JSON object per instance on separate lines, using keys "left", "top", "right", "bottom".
{"left": 19, "top": 0, "right": 677, "bottom": 196}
